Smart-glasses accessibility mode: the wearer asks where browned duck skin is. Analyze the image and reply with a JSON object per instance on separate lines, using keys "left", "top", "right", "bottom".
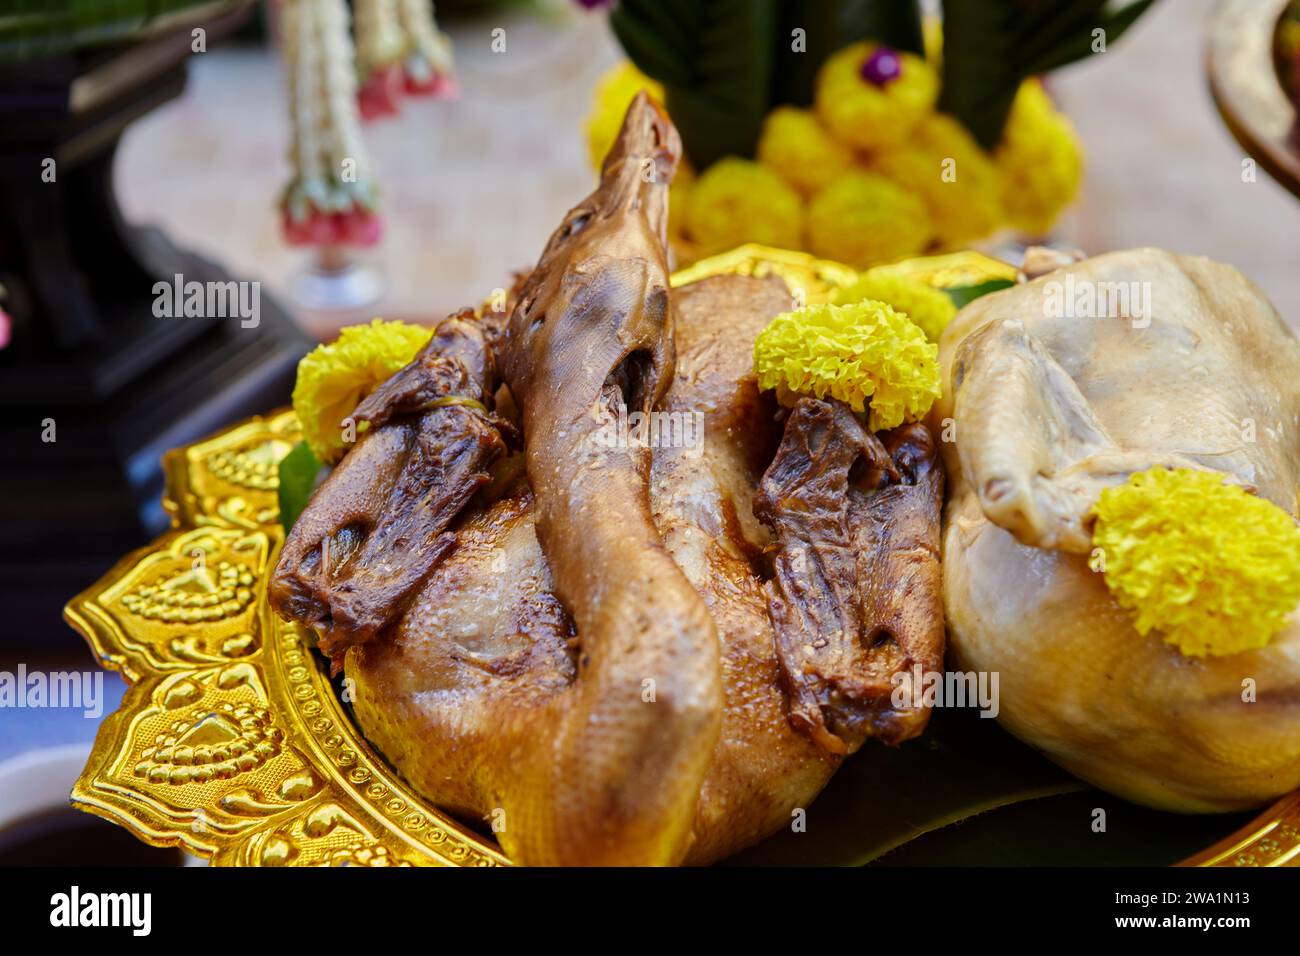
{"left": 496, "top": 92, "right": 723, "bottom": 866}
{"left": 269, "top": 308, "right": 513, "bottom": 673}
{"left": 755, "top": 400, "right": 945, "bottom": 753}
{"left": 346, "top": 271, "right": 839, "bottom": 867}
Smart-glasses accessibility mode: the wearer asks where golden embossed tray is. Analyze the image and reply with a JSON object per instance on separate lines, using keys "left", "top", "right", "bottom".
{"left": 65, "top": 246, "right": 1300, "bottom": 867}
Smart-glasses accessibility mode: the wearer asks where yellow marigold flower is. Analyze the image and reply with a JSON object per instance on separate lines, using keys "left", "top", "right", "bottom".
{"left": 756, "top": 106, "right": 855, "bottom": 196}
{"left": 1092, "top": 468, "right": 1300, "bottom": 658}
{"left": 806, "top": 171, "right": 932, "bottom": 269}
{"left": 584, "top": 61, "right": 665, "bottom": 171}
{"left": 833, "top": 267, "right": 956, "bottom": 342}
{"left": 995, "top": 79, "right": 1084, "bottom": 236}
{"left": 869, "top": 113, "right": 1003, "bottom": 249}
{"left": 293, "top": 318, "right": 432, "bottom": 463}
{"left": 685, "top": 157, "right": 804, "bottom": 256}
{"left": 814, "top": 41, "right": 938, "bottom": 151}
{"left": 753, "top": 300, "right": 940, "bottom": 432}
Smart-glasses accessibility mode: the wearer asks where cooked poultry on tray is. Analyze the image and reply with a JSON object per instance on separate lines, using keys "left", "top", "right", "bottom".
{"left": 270, "top": 95, "right": 945, "bottom": 865}
{"left": 270, "top": 93, "right": 1300, "bottom": 866}
{"left": 937, "top": 248, "right": 1300, "bottom": 812}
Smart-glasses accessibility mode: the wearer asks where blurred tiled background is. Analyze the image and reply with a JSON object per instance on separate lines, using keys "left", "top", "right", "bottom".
{"left": 114, "top": 0, "right": 1300, "bottom": 341}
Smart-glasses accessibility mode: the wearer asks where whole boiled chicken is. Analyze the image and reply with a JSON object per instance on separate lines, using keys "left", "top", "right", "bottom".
{"left": 935, "top": 247, "right": 1300, "bottom": 812}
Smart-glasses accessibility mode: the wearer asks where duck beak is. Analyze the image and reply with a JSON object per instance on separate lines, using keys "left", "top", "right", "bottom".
{"left": 596, "top": 91, "right": 681, "bottom": 243}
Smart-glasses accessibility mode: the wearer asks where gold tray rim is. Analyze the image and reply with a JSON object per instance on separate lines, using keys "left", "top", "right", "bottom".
{"left": 63, "top": 244, "right": 1300, "bottom": 867}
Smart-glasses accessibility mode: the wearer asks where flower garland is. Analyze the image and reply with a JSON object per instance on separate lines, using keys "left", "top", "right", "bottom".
{"left": 354, "top": 0, "right": 407, "bottom": 119}
{"left": 280, "top": 0, "right": 381, "bottom": 247}
{"left": 397, "top": 0, "right": 456, "bottom": 97}
{"left": 355, "top": 0, "right": 457, "bottom": 119}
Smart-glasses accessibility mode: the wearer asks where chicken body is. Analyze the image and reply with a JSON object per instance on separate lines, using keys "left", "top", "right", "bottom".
{"left": 936, "top": 248, "right": 1300, "bottom": 812}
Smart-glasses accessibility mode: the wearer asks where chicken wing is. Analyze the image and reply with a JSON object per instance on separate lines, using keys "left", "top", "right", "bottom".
{"left": 756, "top": 402, "right": 945, "bottom": 752}
{"left": 269, "top": 309, "right": 513, "bottom": 672}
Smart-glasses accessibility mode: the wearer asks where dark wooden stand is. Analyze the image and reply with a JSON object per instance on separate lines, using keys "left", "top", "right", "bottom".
{"left": 0, "top": 12, "right": 313, "bottom": 649}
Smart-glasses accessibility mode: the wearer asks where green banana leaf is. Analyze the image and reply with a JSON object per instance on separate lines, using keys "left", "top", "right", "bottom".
{"left": 770, "top": 0, "right": 923, "bottom": 108}
{"left": 277, "top": 439, "right": 322, "bottom": 534}
{"left": 612, "top": 0, "right": 780, "bottom": 168}
{"left": 0, "top": 0, "right": 247, "bottom": 62}
{"left": 944, "top": 277, "right": 1017, "bottom": 309}
{"left": 938, "top": 0, "right": 1158, "bottom": 149}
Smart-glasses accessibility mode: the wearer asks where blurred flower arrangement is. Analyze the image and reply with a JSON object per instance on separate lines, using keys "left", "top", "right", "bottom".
{"left": 583, "top": 0, "right": 1155, "bottom": 269}
{"left": 278, "top": 0, "right": 457, "bottom": 250}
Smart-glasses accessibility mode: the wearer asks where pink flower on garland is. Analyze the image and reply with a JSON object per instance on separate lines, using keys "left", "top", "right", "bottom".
{"left": 282, "top": 206, "right": 382, "bottom": 247}
{"left": 358, "top": 64, "right": 404, "bottom": 120}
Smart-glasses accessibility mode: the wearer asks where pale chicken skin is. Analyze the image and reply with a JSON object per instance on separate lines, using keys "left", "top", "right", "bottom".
{"left": 935, "top": 247, "right": 1300, "bottom": 812}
